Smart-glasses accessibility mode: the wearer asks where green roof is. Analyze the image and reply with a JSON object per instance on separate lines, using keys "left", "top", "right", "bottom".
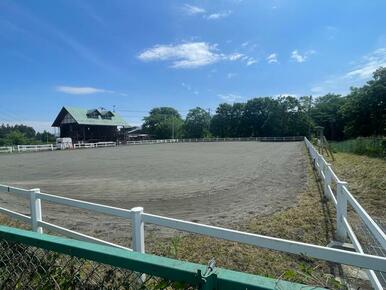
{"left": 52, "top": 107, "right": 128, "bottom": 127}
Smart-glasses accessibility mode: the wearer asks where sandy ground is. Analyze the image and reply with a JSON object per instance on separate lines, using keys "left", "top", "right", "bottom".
{"left": 0, "top": 142, "right": 307, "bottom": 244}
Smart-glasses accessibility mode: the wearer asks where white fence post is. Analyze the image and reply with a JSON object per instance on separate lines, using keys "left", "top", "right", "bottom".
{"left": 30, "top": 188, "right": 43, "bottom": 234}
{"left": 336, "top": 181, "right": 348, "bottom": 241}
{"left": 131, "top": 207, "right": 145, "bottom": 253}
{"left": 323, "top": 163, "right": 332, "bottom": 199}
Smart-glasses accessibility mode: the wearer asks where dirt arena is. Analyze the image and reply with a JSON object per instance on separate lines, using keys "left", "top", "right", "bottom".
{"left": 0, "top": 142, "right": 307, "bottom": 243}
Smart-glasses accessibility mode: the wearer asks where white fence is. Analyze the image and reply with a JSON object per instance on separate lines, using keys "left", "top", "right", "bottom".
{"left": 17, "top": 144, "right": 55, "bottom": 152}
{"left": 304, "top": 137, "right": 386, "bottom": 289}
{"left": 0, "top": 146, "right": 13, "bottom": 153}
{"left": 73, "top": 141, "right": 116, "bottom": 149}
{"left": 124, "top": 136, "right": 304, "bottom": 145}
{"left": 0, "top": 138, "right": 385, "bottom": 288}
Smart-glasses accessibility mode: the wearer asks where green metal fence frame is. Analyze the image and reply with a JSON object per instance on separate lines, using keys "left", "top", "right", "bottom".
{"left": 0, "top": 225, "right": 325, "bottom": 289}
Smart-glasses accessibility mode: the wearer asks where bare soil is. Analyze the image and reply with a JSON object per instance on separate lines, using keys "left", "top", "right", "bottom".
{"left": 0, "top": 142, "right": 307, "bottom": 243}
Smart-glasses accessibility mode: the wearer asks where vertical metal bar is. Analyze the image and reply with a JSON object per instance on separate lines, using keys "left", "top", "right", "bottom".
{"left": 336, "top": 182, "right": 348, "bottom": 241}
{"left": 30, "top": 188, "right": 43, "bottom": 234}
{"left": 131, "top": 207, "right": 145, "bottom": 253}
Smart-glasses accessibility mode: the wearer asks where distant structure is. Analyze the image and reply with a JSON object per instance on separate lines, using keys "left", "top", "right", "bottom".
{"left": 120, "top": 126, "right": 150, "bottom": 142}
{"left": 52, "top": 107, "right": 128, "bottom": 142}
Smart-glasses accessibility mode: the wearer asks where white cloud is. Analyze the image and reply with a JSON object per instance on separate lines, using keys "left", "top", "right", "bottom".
{"left": 138, "top": 42, "right": 247, "bottom": 69}
{"left": 291, "top": 49, "right": 315, "bottom": 63}
{"left": 206, "top": 10, "right": 232, "bottom": 20}
{"left": 309, "top": 48, "right": 386, "bottom": 95}
{"left": 246, "top": 57, "right": 257, "bottom": 66}
{"left": 267, "top": 53, "right": 278, "bottom": 64}
{"left": 227, "top": 53, "right": 244, "bottom": 61}
{"left": 182, "top": 4, "right": 206, "bottom": 15}
{"left": 227, "top": 73, "right": 237, "bottom": 79}
{"left": 345, "top": 48, "right": 386, "bottom": 80}
{"left": 219, "top": 94, "right": 243, "bottom": 103}
{"left": 56, "top": 86, "right": 113, "bottom": 95}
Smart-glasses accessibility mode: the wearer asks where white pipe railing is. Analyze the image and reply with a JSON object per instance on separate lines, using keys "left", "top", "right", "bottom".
{"left": 0, "top": 182, "right": 385, "bottom": 276}
{"left": 304, "top": 137, "right": 385, "bottom": 289}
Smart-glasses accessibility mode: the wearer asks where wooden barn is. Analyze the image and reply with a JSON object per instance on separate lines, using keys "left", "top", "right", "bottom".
{"left": 52, "top": 107, "right": 128, "bottom": 142}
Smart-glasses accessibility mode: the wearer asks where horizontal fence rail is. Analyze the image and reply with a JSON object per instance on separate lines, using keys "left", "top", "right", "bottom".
{"left": 304, "top": 137, "right": 386, "bottom": 289}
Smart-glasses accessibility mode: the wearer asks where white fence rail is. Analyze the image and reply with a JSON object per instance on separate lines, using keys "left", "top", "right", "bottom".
{"left": 0, "top": 138, "right": 385, "bottom": 288}
{"left": 124, "top": 136, "right": 304, "bottom": 145}
{"left": 17, "top": 144, "right": 55, "bottom": 152}
{"left": 304, "top": 137, "right": 385, "bottom": 289}
{"left": 73, "top": 141, "right": 117, "bottom": 149}
{"left": 0, "top": 146, "right": 13, "bottom": 153}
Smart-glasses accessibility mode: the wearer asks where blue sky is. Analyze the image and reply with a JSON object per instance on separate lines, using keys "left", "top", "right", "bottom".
{"left": 1, "top": 0, "right": 386, "bottom": 132}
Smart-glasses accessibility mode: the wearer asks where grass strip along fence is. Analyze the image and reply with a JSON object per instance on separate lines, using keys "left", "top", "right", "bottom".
{"left": 0, "top": 225, "right": 321, "bottom": 290}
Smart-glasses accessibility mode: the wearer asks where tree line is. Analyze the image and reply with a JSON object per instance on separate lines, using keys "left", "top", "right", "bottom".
{"left": 0, "top": 124, "right": 56, "bottom": 146}
{"left": 143, "top": 67, "right": 386, "bottom": 140}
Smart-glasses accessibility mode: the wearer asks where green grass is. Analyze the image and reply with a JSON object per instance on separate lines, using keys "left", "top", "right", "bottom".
{"left": 331, "top": 137, "right": 385, "bottom": 158}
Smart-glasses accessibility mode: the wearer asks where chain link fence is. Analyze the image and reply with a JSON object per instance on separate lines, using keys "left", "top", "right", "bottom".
{"left": 0, "top": 239, "right": 196, "bottom": 290}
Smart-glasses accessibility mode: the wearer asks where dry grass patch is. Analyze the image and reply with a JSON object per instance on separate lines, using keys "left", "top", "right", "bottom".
{"left": 330, "top": 153, "right": 385, "bottom": 222}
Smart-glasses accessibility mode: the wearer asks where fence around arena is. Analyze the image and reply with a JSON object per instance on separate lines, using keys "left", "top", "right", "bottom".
{"left": 16, "top": 144, "right": 55, "bottom": 152}
{"left": 0, "top": 138, "right": 385, "bottom": 288}
{"left": 304, "top": 137, "right": 386, "bottom": 289}
{"left": 124, "top": 136, "right": 304, "bottom": 145}
{"left": 73, "top": 141, "right": 117, "bottom": 149}
{"left": 0, "top": 146, "right": 13, "bottom": 153}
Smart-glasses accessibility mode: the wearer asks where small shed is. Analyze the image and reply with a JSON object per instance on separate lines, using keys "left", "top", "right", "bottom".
{"left": 52, "top": 107, "right": 128, "bottom": 142}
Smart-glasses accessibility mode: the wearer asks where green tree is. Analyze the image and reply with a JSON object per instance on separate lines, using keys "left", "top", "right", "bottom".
{"left": 143, "top": 107, "right": 183, "bottom": 139}
{"left": 184, "top": 107, "right": 211, "bottom": 138}
{"left": 341, "top": 67, "right": 386, "bottom": 137}
{"left": 3, "top": 130, "right": 28, "bottom": 145}
{"left": 311, "top": 94, "right": 346, "bottom": 140}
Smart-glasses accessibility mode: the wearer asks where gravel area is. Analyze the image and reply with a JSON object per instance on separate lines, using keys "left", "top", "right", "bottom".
{"left": 0, "top": 142, "right": 307, "bottom": 243}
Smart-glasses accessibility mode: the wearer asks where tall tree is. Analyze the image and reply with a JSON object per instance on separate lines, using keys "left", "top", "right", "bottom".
{"left": 143, "top": 107, "right": 183, "bottom": 139}
{"left": 311, "top": 94, "right": 346, "bottom": 140}
{"left": 341, "top": 67, "right": 386, "bottom": 137}
{"left": 184, "top": 107, "right": 211, "bottom": 138}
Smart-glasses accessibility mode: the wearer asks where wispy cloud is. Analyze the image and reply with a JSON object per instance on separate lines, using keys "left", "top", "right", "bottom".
{"left": 219, "top": 94, "right": 243, "bottom": 103}
{"left": 206, "top": 10, "right": 232, "bottom": 20}
{"left": 267, "top": 53, "right": 278, "bottom": 64}
{"left": 182, "top": 4, "right": 231, "bottom": 20}
{"left": 345, "top": 48, "right": 386, "bottom": 80}
{"left": 227, "top": 73, "right": 237, "bottom": 79}
{"left": 56, "top": 86, "right": 113, "bottom": 95}
{"left": 291, "top": 49, "right": 315, "bottom": 63}
{"left": 182, "top": 4, "right": 206, "bottom": 15}
{"left": 138, "top": 42, "right": 248, "bottom": 69}
{"left": 246, "top": 57, "right": 257, "bottom": 66}
{"left": 309, "top": 48, "right": 386, "bottom": 95}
